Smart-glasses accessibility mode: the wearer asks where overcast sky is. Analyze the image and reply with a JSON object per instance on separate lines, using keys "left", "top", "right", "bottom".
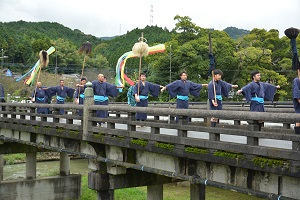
{"left": 0, "top": 0, "right": 299, "bottom": 38}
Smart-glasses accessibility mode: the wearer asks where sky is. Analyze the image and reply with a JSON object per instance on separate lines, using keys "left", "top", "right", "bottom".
{"left": 0, "top": 0, "right": 299, "bottom": 38}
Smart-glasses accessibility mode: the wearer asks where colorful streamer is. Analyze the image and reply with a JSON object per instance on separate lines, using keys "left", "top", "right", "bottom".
{"left": 115, "top": 44, "right": 166, "bottom": 91}
{"left": 16, "top": 46, "right": 55, "bottom": 86}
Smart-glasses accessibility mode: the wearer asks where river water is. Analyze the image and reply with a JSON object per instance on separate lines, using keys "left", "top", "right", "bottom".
{"left": 3, "top": 159, "right": 90, "bottom": 180}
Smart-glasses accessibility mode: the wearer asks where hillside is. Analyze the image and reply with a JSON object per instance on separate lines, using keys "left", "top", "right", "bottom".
{"left": 223, "top": 26, "right": 250, "bottom": 39}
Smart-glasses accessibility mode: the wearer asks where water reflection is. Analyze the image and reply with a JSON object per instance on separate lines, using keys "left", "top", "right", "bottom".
{"left": 4, "top": 159, "right": 90, "bottom": 180}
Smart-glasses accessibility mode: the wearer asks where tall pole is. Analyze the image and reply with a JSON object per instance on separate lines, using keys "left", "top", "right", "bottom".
{"left": 169, "top": 45, "right": 172, "bottom": 102}
{"left": 55, "top": 47, "right": 58, "bottom": 83}
{"left": 168, "top": 45, "right": 172, "bottom": 124}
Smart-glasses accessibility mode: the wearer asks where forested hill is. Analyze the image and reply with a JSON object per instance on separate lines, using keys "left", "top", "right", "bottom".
{"left": 0, "top": 21, "right": 172, "bottom": 67}
{"left": 223, "top": 27, "right": 250, "bottom": 39}
{"left": 0, "top": 20, "right": 102, "bottom": 46}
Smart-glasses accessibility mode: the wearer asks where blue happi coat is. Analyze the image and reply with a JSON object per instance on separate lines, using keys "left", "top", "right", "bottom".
{"left": 32, "top": 86, "right": 49, "bottom": 114}
{"left": 74, "top": 86, "right": 85, "bottom": 116}
{"left": 134, "top": 81, "right": 160, "bottom": 120}
{"left": 47, "top": 86, "right": 75, "bottom": 115}
{"left": 241, "top": 81, "right": 277, "bottom": 112}
{"left": 292, "top": 78, "right": 300, "bottom": 113}
{"left": 166, "top": 80, "right": 203, "bottom": 109}
{"left": 92, "top": 80, "right": 119, "bottom": 120}
{"left": 208, "top": 80, "right": 232, "bottom": 110}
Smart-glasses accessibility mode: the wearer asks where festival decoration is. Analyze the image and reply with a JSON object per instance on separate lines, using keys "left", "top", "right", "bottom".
{"left": 115, "top": 43, "right": 165, "bottom": 91}
{"left": 77, "top": 41, "right": 92, "bottom": 100}
{"left": 78, "top": 41, "right": 92, "bottom": 78}
{"left": 284, "top": 27, "right": 300, "bottom": 77}
{"left": 16, "top": 47, "right": 55, "bottom": 86}
{"left": 16, "top": 46, "right": 55, "bottom": 82}
{"left": 208, "top": 33, "right": 216, "bottom": 102}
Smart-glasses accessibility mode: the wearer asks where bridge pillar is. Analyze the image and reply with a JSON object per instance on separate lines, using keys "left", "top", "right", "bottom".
{"left": 60, "top": 152, "right": 70, "bottom": 176}
{"left": 97, "top": 190, "right": 114, "bottom": 200}
{"left": 83, "top": 82, "right": 94, "bottom": 139}
{"left": 190, "top": 183, "right": 205, "bottom": 200}
{"left": 147, "top": 184, "right": 163, "bottom": 200}
{"left": 0, "top": 154, "right": 3, "bottom": 182}
{"left": 26, "top": 152, "right": 36, "bottom": 179}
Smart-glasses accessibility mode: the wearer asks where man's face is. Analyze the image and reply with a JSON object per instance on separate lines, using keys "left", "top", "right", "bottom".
{"left": 180, "top": 73, "right": 187, "bottom": 81}
{"left": 253, "top": 73, "right": 261, "bottom": 82}
{"left": 214, "top": 74, "right": 222, "bottom": 81}
{"left": 37, "top": 82, "right": 42, "bottom": 87}
{"left": 81, "top": 80, "right": 87, "bottom": 85}
{"left": 98, "top": 74, "right": 104, "bottom": 82}
{"left": 140, "top": 75, "right": 146, "bottom": 81}
{"left": 60, "top": 81, "right": 64, "bottom": 86}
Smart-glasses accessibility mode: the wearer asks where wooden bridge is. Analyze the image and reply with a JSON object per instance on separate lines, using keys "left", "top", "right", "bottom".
{"left": 0, "top": 85, "right": 300, "bottom": 200}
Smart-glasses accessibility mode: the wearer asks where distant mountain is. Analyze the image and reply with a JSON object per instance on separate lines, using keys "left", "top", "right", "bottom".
{"left": 0, "top": 20, "right": 103, "bottom": 46}
{"left": 223, "top": 27, "right": 250, "bottom": 40}
{"left": 100, "top": 36, "right": 117, "bottom": 40}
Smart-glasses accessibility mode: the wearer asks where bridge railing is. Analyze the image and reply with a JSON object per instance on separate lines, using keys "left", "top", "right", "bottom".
{"left": 1, "top": 101, "right": 300, "bottom": 177}
{"left": 85, "top": 104, "right": 300, "bottom": 177}
{"left": 0, "top": 103, "right": 83, "bottom": 135}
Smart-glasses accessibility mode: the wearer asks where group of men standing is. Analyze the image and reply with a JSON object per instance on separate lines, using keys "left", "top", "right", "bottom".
{"left": 130, "top": 70, "right": 280, "bottom": 127}
{"left": 29, "top": 70, "right": 289, "bottom": 130}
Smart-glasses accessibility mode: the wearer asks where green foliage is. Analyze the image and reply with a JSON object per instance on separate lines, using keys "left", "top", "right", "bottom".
{"left": 213, "top": 150, "right": 243, "bottom": 159}
{"left": 131, "top": 138, "right": 149, "bottom": 147}
{"left": 185, "top": 146, "right": 208, "bottom": 154}
{"left": 1, "top": 18, "right": 298, "bottom": 102}
{"left": 4, "top": 153, "right": 26, "bottom": 165}
{"left": 252, "top": 156, "right": 289, "bottom": 169}
{"left": 155, "top": 142, "right": 175, "bottom": 151}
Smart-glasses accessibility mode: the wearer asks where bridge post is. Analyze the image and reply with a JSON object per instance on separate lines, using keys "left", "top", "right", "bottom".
{"left": 60, "top": 152, "right": 70, "bottom": 176}
{"left": 177, "top": 115, "right": 187, "bottom": 137}
{"left": 26, "top": 152, "right": 36, "bottom": 179}
{"left": 247, "top": 120, "right": 260, "bottom": 145}
{"left": 147, "top": 184, "right": 163, "bottom": 200}
{"left": 83, "top": 82, "right": 94, "bottom": 139}
{"left": 128, "top": 112, "right": 136, "bottom": 131}
{"left": 151, "top": 116, "right": 160, "bottom": 134}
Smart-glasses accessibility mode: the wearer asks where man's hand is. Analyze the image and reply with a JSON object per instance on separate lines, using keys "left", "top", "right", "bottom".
{"left": 161, "top": 86, "right": 166, "bottom": 92}
{"left": 135, "top": 96, "right": 140, "bottom": 102}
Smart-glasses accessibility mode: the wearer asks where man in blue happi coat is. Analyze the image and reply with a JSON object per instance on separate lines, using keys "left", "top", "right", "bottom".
{"left": 208, "top": 69, "right": 238, "bottom": 127}
{"left": 161, "top": 71, "right": 208, "bottom": 110}
{"left": 237, "top": 70, "right": 280, "bottom": 112}
{"left": 91, "top": 74, "right": 122, "bottom": 125}
{"left": 31, "top": 82, "right": 49, "bottom": 114}
{"left": 46, "top": 80, "right": 75, "bottom": 115}
{"left": 134, "top": 73, "right": 163, "bottom": 122}
{"left": 74, "top": 77, "right": 87, "bottom": 116}
{"left": 292, "top": 76, "right": 300, "bottom": 134}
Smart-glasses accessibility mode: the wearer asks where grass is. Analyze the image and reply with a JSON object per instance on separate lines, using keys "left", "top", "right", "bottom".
{"left": 80, "top": 175, "right": 264, "bottom": 200}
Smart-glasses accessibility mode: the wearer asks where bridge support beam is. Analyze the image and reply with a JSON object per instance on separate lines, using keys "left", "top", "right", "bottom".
{"left": 147, "top": 184, "right": 163, "bottom": 200}
{"left": 26, "top": 152, "right": 36, "bottom": 179}
{"left": 60, "top": 152, "right": 70, "bottom": 176}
